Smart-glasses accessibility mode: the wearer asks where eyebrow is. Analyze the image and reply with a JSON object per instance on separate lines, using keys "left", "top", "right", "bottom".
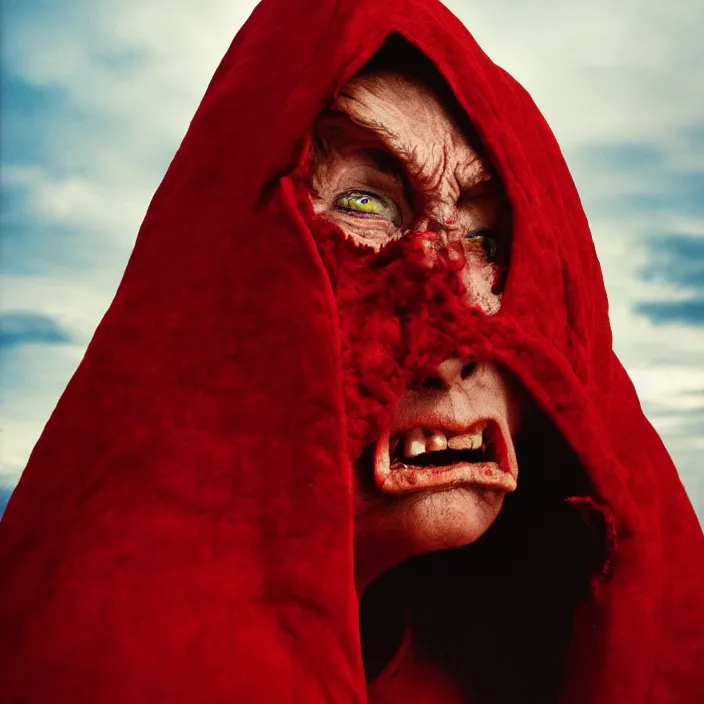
{"left": 317, "top": 110, "right": 492, "bottom": 199}
{"left": 459, "top": 169, "right": 493, "bottom": 200}
{"left": 362, "top": 147, "right": 406, "bottom": 180}
{"left": 359, "top": 146, "right": 418, "bottom": 208}
{"left": 359, "top": 122, "right": 491, "bottom": 197}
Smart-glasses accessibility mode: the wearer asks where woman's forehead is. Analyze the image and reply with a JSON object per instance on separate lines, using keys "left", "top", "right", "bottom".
{"left": 320, "top": 70, "right": 491, "bottom": 193}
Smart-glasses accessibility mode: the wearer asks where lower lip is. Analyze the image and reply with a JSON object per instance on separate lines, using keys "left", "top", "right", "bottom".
{"left": 381, "top": 461, "right": 517, "bottom": 494}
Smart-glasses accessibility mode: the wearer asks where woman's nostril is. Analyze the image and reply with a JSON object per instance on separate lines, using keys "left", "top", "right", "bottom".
{"left": 461, "top": 362, "right": 477, "bottom": 379}
{"left": 420, "top": 376, "right": 445, "bottom": 390}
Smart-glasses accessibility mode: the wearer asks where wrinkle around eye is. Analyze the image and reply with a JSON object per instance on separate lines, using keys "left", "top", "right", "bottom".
{"left": 325, "top": 208, "right": 403, "bottom": 251}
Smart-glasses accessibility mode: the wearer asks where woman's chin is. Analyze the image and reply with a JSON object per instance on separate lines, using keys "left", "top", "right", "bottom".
{"left": 355, "top": 485, "right": 505, "bottom": 592}
{"left": 399, "top": 486, "right": 505, "bottom": 551}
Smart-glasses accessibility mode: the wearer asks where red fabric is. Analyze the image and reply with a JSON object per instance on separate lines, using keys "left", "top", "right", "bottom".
{"left": 1, "top": 0, "right": 703, "bottom": 702}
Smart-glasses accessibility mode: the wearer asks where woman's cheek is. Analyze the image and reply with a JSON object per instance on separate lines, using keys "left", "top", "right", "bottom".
{"left": 333, "top": 216, "right": 399, "bottom": 250}
{"left": 462, "top": 259, "right": 502, "bottom": 315}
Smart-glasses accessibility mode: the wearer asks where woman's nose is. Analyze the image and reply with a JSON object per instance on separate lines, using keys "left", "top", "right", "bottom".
{"left": 418, "top": 357, "right": 478, "bottom": 391}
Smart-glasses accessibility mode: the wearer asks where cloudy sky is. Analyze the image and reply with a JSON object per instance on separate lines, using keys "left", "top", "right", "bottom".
{"left": 1, "top": 0, "right": 702, "bottom": 521}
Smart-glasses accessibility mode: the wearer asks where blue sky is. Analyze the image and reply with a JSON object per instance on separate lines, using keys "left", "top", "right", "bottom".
{"left": 1, "top": 0, "right": 703, "bottom": 520}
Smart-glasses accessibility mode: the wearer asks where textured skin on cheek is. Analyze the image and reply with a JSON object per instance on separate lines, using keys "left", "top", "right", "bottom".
{"left": 447, "top": 241, "right": 503, "bottom": 316}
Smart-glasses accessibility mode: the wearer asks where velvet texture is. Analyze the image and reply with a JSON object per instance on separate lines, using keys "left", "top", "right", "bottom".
{"left": 1, "top": 1, "right": 703, "bottom": 702}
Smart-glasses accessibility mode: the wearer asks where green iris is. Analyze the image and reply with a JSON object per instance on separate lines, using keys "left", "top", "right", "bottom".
{"left": 338, "top": 193, "right": 379, "bottom": 213}
{"left": 335, "top": 190, "right": 401, "bottom": 225}
{"left": 465, "top": 229, "right": 499, "bottom": 262}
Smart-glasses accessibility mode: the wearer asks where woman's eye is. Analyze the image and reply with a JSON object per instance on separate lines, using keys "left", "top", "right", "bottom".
{"left": 465, "top": 228, "right": 499, "bottom": 262}
{"left": 335, "top": 191, "right": 401, "bottom": 226}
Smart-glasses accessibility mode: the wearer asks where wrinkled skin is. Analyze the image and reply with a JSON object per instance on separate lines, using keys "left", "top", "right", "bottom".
{"left": 310, "top": 71, "right": 524, "bottom": 593}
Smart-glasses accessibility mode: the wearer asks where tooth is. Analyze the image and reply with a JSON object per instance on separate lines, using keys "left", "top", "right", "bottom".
{"left": 426, "top": 430, "right": 448, "bottom": 452}
{"left": 403, "top": 428, "right": 426, "bottom": 458}
{"left": 448, "top": 432, "right": 483, "bottom": 451}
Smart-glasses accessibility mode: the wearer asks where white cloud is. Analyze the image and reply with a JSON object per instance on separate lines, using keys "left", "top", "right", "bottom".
{"left": 3, "top": 166, "right": 146, "bottom": 243}
{"left": 448, "top": 0, "right": 704, "bottom": 143}
{"left": 2, "top": 0, "right": 702, "bottom": 519}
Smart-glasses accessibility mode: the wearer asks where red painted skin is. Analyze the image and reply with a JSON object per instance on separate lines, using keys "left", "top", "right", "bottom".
{"left": 311, "top": 70, "right": 523, "bottom": 596}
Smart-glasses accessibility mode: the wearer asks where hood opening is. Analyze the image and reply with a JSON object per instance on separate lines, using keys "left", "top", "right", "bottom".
{"left": 300, "top": 37, "right": 614, "bottom": 698}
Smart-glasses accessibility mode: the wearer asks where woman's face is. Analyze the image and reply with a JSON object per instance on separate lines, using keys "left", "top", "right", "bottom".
{"left": 309, "top": 71, "right": 523, "bottom": 593}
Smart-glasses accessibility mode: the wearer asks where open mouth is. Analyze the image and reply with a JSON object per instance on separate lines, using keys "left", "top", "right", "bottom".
{"left": 374, "top": 419, "right": 518, "bottom": 495}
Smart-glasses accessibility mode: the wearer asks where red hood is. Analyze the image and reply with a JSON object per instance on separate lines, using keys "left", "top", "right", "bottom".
{"left": 1, "top": 0, "right": 703, "bottom": 702}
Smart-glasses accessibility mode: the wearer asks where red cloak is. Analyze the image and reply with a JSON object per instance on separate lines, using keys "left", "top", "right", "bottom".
{"left": 1, "top": 0, "right": 703, "bottom": 702}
